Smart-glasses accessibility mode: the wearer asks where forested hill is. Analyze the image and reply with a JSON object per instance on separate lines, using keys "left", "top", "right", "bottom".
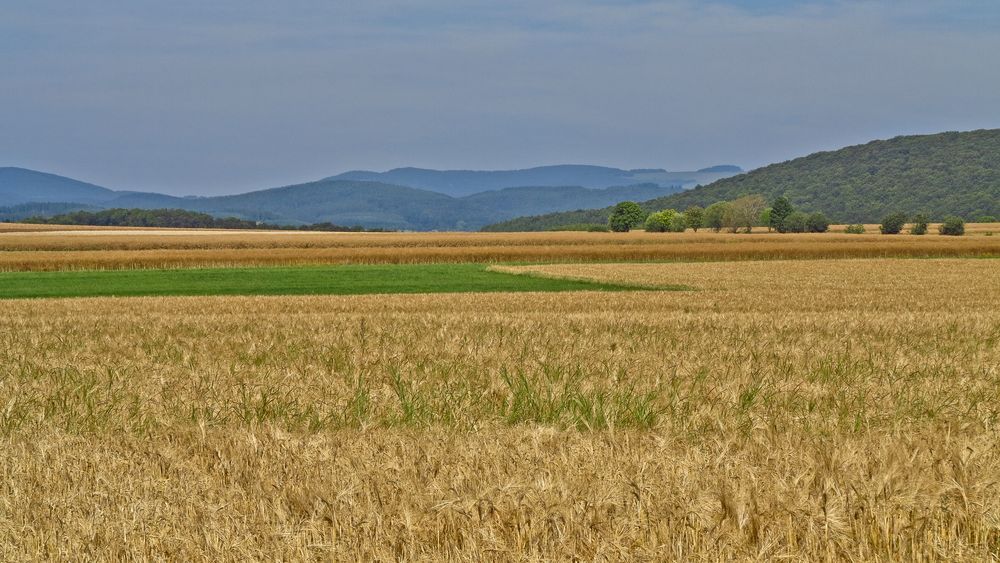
{"left": 0, "top": 168, "right": 118, "bottom": 205}
{"left": 326, "top": 165, "right": 739, "bottom": 197}
{"left": 483, "top": 129, "right": 1000, "bottom": 230}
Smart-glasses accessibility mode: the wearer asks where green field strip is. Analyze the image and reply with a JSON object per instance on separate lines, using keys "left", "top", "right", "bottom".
{"left": 0, "top": 263, "right": 678, "bottom": 299}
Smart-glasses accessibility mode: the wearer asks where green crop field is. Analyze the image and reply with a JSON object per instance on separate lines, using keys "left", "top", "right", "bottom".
{"left": 0, "top": 263, "right": 668, "bottom": 299}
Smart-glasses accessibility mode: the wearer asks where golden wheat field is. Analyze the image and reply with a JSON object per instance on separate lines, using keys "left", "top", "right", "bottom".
{"left": 2, "top": 250, "right": 999, "bottom": 560}
{"left": 0, "top": 224, "right": 998, "bottom": 271}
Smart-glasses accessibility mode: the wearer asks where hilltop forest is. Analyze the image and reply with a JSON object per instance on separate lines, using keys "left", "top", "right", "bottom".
{"left": 484, "top": 129, "right": 1000, "bottom": 231}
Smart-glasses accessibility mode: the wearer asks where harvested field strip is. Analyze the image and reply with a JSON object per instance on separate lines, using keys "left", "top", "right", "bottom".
{"left": 0, "top": 263, "right": 663, "bottom": 299}
{"left": 2, "top": 232, "right": 999, "bottom": 271}
{"left": 4, "top": 229, "right": 1000, "bottom": 252}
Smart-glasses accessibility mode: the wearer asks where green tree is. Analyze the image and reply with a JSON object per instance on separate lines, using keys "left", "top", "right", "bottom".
{"left": 644, "top": 209, "right": 676, "bottom": 232}
{"left": 704, "top": 201, "right": 730, "bottom": 232}
{"left": 939, "top": 216, "right": 965, "bottom": 236}
{"left": 684, "top": 206, "right": 704, "bottom": 232}
{"left": 608, "top": 201, "right": 645, "bottom": 232}
{"left": 910, "top": 213, "right": 929, "bottom": 235}
{"left": 806, "top": 212, "right": 830, "bottom": 233}
{"left": 783, "top": 211, "right": 809, "bottom": 233}
{"left": 760, "top": 208, "right": 773, "bottom": 232}
{"left": 844, "top": 224, "right": 866, "bottom": 234}
{"left": 880, "top": 212, "right": 908, "bottom": 234}
{"left": 669, "top": 212, "right": 688, "bottom": 232}
{"left": 770, "top": 196, "right": 794, "bottom": 233}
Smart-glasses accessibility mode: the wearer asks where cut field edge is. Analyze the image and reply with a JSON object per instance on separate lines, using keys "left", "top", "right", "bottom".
{"left": 0, "top": 263, "right": 681, "bottom": 300}
{"left": 494, "top": 252, "right": 1000, "bottom": 267}
{"left": 486, "top": 264, "right": 694, "bottom": 292}
{"left": 4, "top": 251, "right": 997, "bottom": 275}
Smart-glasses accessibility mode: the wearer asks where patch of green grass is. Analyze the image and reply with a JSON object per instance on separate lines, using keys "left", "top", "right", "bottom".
{"left": 0, "top": 263, "right": 674, "bottom": 299}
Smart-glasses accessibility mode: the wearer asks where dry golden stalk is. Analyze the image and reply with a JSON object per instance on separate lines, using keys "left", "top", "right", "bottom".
{"left": 0, "top": 257, "right": 998, "bottom": 559}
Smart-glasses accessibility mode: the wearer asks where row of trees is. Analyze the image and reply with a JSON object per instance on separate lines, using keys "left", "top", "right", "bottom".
{"left": 23, "top": 208, "right": 391, "bottom": 232}
{"left": 875, "top": 212, "right": 965, "bottom": 235}
{"left": 765, "top": 196, "right": 829, "bottom": 233}
{"left": 608, "top": 194, "right": 971, "bottom": 236}
{"left": 608, "top": 195, "right": 830, "bottom": 234}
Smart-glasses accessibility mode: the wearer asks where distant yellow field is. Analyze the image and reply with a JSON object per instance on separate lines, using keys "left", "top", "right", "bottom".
{"left": 1, "top": 225, "right": 998, "bottom": 270}
{"left": 2, "top": 257, "right": 998, "bottom": 559}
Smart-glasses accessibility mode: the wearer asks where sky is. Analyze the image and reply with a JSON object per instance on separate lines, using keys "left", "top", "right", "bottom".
{"left": 2, "top": 0, "right": 1000, "bottom": 196}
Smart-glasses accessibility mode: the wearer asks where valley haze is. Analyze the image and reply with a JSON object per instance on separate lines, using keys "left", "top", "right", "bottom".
{"left": 0, "top": 164, "right": 739, "bottom": 230}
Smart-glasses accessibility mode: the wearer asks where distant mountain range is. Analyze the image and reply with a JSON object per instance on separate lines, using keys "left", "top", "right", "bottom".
{"left": 484, "top": 129, "right": 1000, "bottom": 230}
{"left": 0, "top": 168, "right": 118, "bottom": 205}
{"left": 0, "top": 164, "right": 741, "bottom": 230}
{"left": 326, "top": 164, "right": 739, "bottom": 197}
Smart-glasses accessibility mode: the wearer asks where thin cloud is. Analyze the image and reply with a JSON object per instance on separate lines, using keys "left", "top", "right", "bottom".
{"left": 1, "top": 0, "right": 999, "bottom": 194}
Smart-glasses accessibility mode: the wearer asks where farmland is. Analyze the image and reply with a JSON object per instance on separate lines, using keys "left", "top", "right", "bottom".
{"left": 0, "top": 264, "right": 660, "bottom": 299}
{"left": 1, "top": 226, "right": 999, "bottom": 560}
{"left": 0, "top": 225, "right": 998, "bottom": 271}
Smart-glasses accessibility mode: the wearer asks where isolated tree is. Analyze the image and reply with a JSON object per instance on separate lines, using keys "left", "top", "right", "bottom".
{"left": 728, "top": 195, "right": 767, "bottom": 233}
{"left": 721, "top": 204, "right": 740, "bottom": 233}
{"left": 782, "top": 211, "right": 809, "bottom": 233}
{"left": 770, "top": 196, "right": 794, "bottom": 232}
{"left": 806, "top": 212, "right": 830, "bottom": 233}
{"left": 704, "top": 201, "right": 730, "bottom": 232}
{"left": 644, "top": 209, "right": 676, "bottom": 232}
{"left": 844, "top": 224, "right": 866, "bottom": 234}
{"left": 684, "top": 206, "right": 704, "bottom": 232}
{"left": 669, "top": 212, "right": 688, "bottom": 233}
{"left": 608, "top": 201, "right": 645, "bottom": 232}
{"left": 880, "top": 212, "right": 908, "bottom": 234}
{"left": 939, "top": 216, "right": 965, "bottom": 236}
{"left": 910, "top": 213, "right": 929, "bottom": 235}
{"left": 760, "top": 208, "right": 773, "bottom": 232}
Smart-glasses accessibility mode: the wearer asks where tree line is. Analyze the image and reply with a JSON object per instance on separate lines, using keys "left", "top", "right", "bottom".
{"left": 19, "top": 208, "right": 391, "bottom": 232}
{"left": 480, "top": 130, "right": 1000, "bottom": 232}
{"left": 606, "top": 195, "right": 968, "bottom": 235}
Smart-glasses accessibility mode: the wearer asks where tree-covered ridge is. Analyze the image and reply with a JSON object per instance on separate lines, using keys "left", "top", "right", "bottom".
{"left": 326, "top": 165, "right": 738, "bottom": 197}
{"left": 0, "top": 202, "right": 101, "bottom": 222}
{"left": 483, "top": 129, "right": 1000, "bottom": 230}
{"left": 21, "top": 208, "right": 386, "bottom": 231}
{"left": 1, "top": 172, "right": 683, "bottom": 230}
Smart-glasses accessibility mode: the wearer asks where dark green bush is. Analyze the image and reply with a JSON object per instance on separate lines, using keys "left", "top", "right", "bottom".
{"left": 770, "top": 196, "right": 795, "bottom": 232}
{"left": 684, "top": 206, "right": 704, "bottom": 231}
{"left": 782, "top": 211, "right": 809, "bottom": 233}
{"left": 909, "top": 214, "right": 929, "bottom": 235}
{"left": 806, "top": 212, "right": 830, "bottom": 233}
{"left": 880, "top": 212, "right": 908, "bottom": 234}
{"left": 704, "top": 201, "right": 730, "bottom": 232}
{"left": 608, "top": 201, "right": 645, "bottom": 232}
{"left": 938, "top": 216, "right": 965, "bottom": 236}
{"left": 844, "top": 224, "right": 866, "bottom": 234}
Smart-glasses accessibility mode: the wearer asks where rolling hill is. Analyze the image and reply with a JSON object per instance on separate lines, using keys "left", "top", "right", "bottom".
{"left": 459, "top": 184, "right": 680, "bottom": 220}
{"left": 0, "top": 168, "right": 119, "bottom": 205}
{"left": 327, "top": 164, "right": 738, "bottom": 197}
{"left": 483, "top": 129, "right": 1000, "bottom": 230}
{"left": 0, "top": 170, "right": 683, "bottom": 230}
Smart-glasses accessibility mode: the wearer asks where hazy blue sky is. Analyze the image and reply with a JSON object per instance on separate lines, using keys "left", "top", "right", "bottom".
{"left": 3, "top": 0, "right": 1000, "bottom": 195}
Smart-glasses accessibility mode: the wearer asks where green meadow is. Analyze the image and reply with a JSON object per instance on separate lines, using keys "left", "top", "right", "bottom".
{"left": 0, "top": 263, "right": 669, "bottom": 299}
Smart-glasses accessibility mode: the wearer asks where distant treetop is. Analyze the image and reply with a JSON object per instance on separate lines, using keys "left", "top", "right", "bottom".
{"left": 484, "top": 129, "right": 1000, "bottom": 230}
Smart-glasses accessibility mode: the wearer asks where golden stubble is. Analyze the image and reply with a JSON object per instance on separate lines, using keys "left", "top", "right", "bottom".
{"left": 1, "top": 257, "right": 999, "bottom": 559}
{"left": 1, "top": 228, "right": 998, "bottom": 271}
